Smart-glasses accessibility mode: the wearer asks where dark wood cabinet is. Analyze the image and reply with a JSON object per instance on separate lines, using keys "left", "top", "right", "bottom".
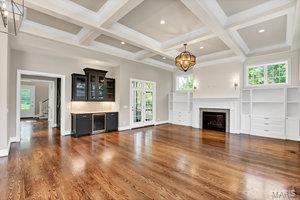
{"left": 71, "top": 114, "right": 92, "bottom": 137}
{"left": 106, "top": 112, "right": 118, "bottom": 132}
{"left": 71, "top": 74, "right": 87, "bottom": 101}
{"left": 71, "top": 112, "right": 118, "bottom": 137}
{"left": 71, "top": 68, "right": 115, "bottom": 102}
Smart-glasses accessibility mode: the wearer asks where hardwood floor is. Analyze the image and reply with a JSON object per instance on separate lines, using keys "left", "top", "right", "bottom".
{"left": 1, "top": 120, "right": 300, "bottom": 199}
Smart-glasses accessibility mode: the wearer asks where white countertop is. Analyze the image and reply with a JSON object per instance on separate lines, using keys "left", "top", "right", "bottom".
{"left": 71, "top": 110, "right": 118, "bottom": 114}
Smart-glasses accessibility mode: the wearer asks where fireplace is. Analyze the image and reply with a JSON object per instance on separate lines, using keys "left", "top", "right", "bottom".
{"left": 203, "top": 112, "right": 226, "bottom": 132}
{"left": 199, "top": 108, "right": 230, "bottom": 132}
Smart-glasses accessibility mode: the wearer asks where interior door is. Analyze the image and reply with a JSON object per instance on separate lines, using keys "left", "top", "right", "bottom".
{"left": 130, "top": 80, "right": 156, "bottom": 128}
{"left": 20, "top": 85, "right": 36, "bottom": 118}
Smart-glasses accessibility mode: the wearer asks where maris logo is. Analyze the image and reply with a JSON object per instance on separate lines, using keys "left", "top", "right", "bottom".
{"left": 272, "top": 186, "right": 299, "bottom": 199}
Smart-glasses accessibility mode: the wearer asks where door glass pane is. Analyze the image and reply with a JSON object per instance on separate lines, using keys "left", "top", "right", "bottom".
{"left": 98, "top": 82, "right": 104, "bottom": 100}
{"left": 133, "top": 90, "right": 142, "bottom": 123}
{"left": 145, "top": 91, "right": 153, "bottom": 122}
{"left": 145, "top": 82, "right": 154, "bottom": 90}
{"left": 76, "top": 77, "right": 86, "bottom": 98}
{"left": 90, "top": 83, "right": 96, "bottom": 99}
{"left": 21, "top": 89, "right": 31, "bottom": 110}
{"left": 132, "top": 81, "right": 142, "bottom": 88}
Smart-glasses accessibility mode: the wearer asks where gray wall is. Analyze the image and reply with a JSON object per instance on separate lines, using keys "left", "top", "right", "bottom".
{"left": 118, "top": 61, "right": 173, "bottom": 127}
{"left": 8, "top": 49, "right": 172, "bottom": 137}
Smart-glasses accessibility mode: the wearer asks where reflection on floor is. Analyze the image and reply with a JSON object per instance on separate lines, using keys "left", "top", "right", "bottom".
{"left": 0, "top": 121, "right": 300, "bottom": 199}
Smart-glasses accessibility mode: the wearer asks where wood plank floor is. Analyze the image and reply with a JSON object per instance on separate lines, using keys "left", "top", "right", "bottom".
{"left": 1, "top": 120, "right": 300, "bottom": 199}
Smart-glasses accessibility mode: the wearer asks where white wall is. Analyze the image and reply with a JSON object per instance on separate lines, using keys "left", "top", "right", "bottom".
{"left": 0, "top": 31, "right": 9, "bottom": 153}
{"left": 193, "top": 62, "right": 242, "bottom": 98}
{"left": 118, "top": 61, "right": 172, "bottom": 127}
{"left": 9, "top": 49, "right": 173, "bottom": 137}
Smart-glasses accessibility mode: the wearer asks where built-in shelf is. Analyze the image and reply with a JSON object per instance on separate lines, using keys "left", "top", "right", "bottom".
{"left": 241, "top": 86, "right": 300, "bottom": 141}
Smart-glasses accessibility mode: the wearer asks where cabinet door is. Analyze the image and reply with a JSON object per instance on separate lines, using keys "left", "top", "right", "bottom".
{"left": 106, "top": 112, "right": 118, "bottom": 132}
{"left": 241, "top": 114, "right": 251, "bottom": 133}
{"left": 286, "top": 118, "right": 300, "bottom": 141}
{"left": 88, "top": 74, "right": 97, "bottom": 100}
{"left": 73, "top": 114, "right": 92, "bottom": 136}
{"left": 104, "top": 79, "right": 115, "bottom": 101}
{"left": 97, "top": 75, "right": 105, "bottom": 101}
{"left": 72, "top": 74, "right": 87, "bottom": 101}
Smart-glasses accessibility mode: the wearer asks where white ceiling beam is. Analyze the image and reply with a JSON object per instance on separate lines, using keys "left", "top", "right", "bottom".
{"left": 248, "top": 43, "right": 290, "bottom": 56}
{"left": 194, "top": 56, "right": 243, "bottom": 69}
{"left": 134, "top": 50, "right": 156, "bottom": 60}
{"left": 181, "top": 0, "right": 246, "bottom": 60}
{"left": 292, "top": 0, "right": 300, "bottom": 50}
{"left": 227, "top": 0, "right": 295, "bottom": 31}
{"left": 286, "top": 7, "right": 296, "bottom": 46}
{"left": 229, "top": 31, "right": 250, "bottom": 54}
{"left": 198, "top": 50, "right": 234, "bottom": 61}
{"left": 161, "top": 27, "right": 215, "bottom": 50}
{"left": 20, "top": 20, "right": 174, "bottom": 71}
{"left": 79, "top": 0, "right": 144, "bottom": 45}
{"left": 24, "top": 0, "right": 175, "bottom": 59}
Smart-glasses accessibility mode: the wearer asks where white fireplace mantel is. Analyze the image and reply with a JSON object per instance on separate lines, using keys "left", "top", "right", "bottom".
{"left": 192, "top": 98, "right": 240, "bottom": 134}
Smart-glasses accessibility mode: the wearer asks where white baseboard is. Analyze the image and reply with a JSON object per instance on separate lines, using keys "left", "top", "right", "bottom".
{"left": 0, "top": 147, "right": 9, "bottom": 157}
{"left": 62, "top": 131, "right": 71, "bottom": 136}
{"left": 10, "top": 136, "right": 20, "bottom": 143}
{"left": 155, "top": 120, "right": 169, "bottom": 125}
{"left": 118, "top": 126, "right": 131, "bottom": 131}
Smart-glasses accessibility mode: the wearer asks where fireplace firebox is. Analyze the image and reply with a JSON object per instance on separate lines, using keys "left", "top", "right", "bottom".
{"left": 202, "top": 111, "right": 226, "bottom": 132}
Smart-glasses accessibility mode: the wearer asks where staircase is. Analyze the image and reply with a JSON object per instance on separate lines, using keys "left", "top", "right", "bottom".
{"left": 39, "top": 99, "right": 49, "bottom": 119}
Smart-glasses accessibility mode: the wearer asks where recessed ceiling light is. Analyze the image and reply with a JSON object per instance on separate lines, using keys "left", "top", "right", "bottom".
{"left": 200, "top": 46, "right": 204, "bottom": 49}
{"left": 259, "top": 29, "right": 265, "bottom": 33}
{"left": 162, "top": 57, "right": 166, "bottom": 60}
{"left": 160, "top": 20, "right": 166, "bottom": 25}
{"left": 121, "top": 41, "right": 125, "bottom": 45}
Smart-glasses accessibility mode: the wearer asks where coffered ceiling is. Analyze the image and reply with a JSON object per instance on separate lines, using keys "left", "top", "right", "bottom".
{"left": 10, "top": 0, "right": 300, "bottom": 70}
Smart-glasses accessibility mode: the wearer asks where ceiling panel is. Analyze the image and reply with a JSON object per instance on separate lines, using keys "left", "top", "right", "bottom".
{"left": 217, "top": 0, "right": 270, "bottom": 16}
{"left": 151, "top": 55, "right": 174, "bottom": 65}
{"left": 95, "top": 35, "right": 143, "bottom": 53}
{"left": 238, "top": 15, "right": 287, "bottom": 50}
{"left": 69, "top": 0, "right": 107, "bottom": 12}
{"left": 177, "top": 37, "right": 229, "bottom": 57}
{"left": 119, "top": 0, "right": 203, "bottom": 42}
{"left": 26, "top": 8, "right": 82, "bottom": 34}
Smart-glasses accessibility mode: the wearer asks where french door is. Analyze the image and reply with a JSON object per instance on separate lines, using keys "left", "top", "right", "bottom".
{"left": 130, "top": 79, "right": 156, "bottom": 128}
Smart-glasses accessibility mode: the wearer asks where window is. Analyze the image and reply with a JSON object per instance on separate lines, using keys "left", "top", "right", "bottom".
{"left": 176, "top": 74, "right": 194, "bottom": 90}
{"left": 21, "top": 88, "right": 31, "bottom": 110}
{"left": 247, "top": 61, "right": 288, "bottom": 86}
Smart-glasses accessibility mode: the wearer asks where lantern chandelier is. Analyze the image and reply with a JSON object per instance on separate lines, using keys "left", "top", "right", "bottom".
{"left": 175, "top": 43, "right": 196, "bottom": 72}
{"left": 0, "top": 0, "right": 24, "bottom": 36}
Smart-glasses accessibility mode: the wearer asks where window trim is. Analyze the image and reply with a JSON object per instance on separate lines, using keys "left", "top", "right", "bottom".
{"left": 176, "top": 74, "right": 194, "bottom": 91}
{"left": 245, "top": 60, "right": 289, "bottom": 88}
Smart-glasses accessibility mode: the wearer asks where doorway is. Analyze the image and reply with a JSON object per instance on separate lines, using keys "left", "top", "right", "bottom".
{"left": 16, "top": 70, "right": 66, "bottom": 142}
{"left": 130, "top": 79, "right": 156, "bottom": 128}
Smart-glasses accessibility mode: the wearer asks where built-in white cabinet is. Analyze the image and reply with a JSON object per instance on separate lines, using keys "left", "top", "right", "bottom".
{"left": 241, "top": 87, "right": 300, "bottom": 141}
{"left": 169, "top": 92, "right": 192, "bottom": 126}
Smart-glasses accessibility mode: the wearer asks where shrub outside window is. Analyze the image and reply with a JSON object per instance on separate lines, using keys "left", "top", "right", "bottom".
{"left": 247, "top": 61, "right": 288, "bottom": 87}
{"left": 176, "top": 75, "right": 194, "bottom": 90}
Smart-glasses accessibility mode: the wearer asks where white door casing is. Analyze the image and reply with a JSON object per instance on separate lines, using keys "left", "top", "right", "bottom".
{"left": 130, "top": 79, "right": 156, "bottom": 129}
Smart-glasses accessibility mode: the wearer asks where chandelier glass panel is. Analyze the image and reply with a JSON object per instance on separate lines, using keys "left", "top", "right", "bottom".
{"left": 0, "top": 0, "right": 24, "bottom": 35}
